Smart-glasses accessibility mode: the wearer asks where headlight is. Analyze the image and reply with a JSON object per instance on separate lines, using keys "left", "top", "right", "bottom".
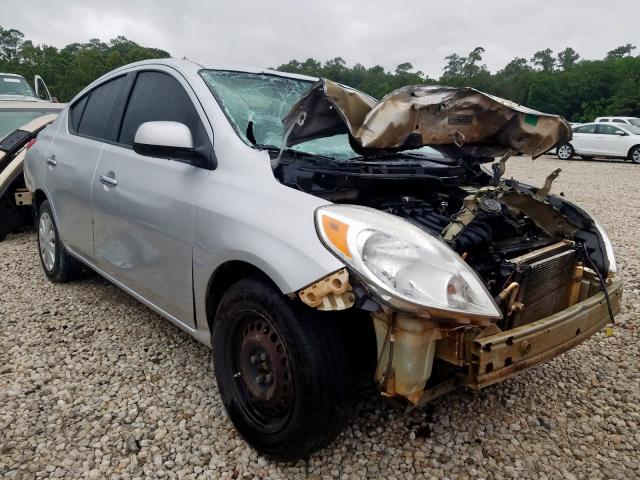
{"left": 591, "top": 216, "right": 617, "bottom": 274}
{"left": 315, "top": 205, "right": 502, "bottom": 319}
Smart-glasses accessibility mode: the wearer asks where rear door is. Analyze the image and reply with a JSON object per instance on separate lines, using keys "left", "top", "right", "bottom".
{"left": 91, "top": 69, "right": 212, "bottom": 327}
{"left": 45, "top": 75, "right": 128, "bottom": 258}
{"left": 571, "top": 124, "right": 598, "bottom": 154}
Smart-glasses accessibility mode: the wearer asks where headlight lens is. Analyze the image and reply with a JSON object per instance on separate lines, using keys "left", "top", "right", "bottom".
{"left": 316, "top": 205, "right": 502, "bottom": 319}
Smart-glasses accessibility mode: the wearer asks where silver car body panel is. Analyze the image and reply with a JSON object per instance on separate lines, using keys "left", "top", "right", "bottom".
{"left": 24, "top": 59, "right": 343, "bottom": 347}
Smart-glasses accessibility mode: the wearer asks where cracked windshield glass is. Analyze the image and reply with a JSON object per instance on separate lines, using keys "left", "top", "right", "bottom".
{"left": 200, "top": 70, "right": 441, "bottom": 162}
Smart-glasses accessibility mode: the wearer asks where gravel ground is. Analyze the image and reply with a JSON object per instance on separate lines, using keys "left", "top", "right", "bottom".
{"left": 1, "top": 155, "right": 639, "bottom": 480}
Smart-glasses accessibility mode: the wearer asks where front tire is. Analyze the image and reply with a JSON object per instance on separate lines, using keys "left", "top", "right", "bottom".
{"left": 212, "top": 278, "right": 351, "bottom": 460}
{"left": 557, "top": 144, "right": 574, "bottom": 160}
{"left": 629, "top": 146, "right": 640, "bottom": 164}
{"left": 37, "top": 200, "right": 82, "bottom": 282}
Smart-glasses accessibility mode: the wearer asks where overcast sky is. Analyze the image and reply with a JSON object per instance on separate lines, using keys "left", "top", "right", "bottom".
{"left": 7, "top": 0, "right": 639, "bottom": 77}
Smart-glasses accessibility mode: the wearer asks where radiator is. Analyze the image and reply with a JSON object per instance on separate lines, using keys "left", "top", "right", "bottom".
{"left": 510, "top": 248, "right": 578, "bottom": 328}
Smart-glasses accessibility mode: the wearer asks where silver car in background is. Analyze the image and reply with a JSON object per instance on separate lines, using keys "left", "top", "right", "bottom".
{"left": 24, "top": 59, "right": 621, "bottom": 460}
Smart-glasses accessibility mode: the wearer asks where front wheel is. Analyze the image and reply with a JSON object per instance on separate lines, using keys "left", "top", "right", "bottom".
{"left": 629, "top": 146, "right": 640, "bottom": 164}
{"left": 557, "top": 144, "right": 574, "bottom": 160}
{"left": 212, "top": 278, "right": 351, "bottom": 460}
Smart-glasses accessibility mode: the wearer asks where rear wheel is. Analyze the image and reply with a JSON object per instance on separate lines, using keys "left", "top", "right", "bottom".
{"left": 557, "top": 144, "right": 574, "bottom": 160}
{"left": 629, "top": 146, "right": 640, "bottom": 164}
{"left": 37, "top": 200, "right": 82, "bottom": 282}
{"left": 212, "top": 277, "right": 351, "bottom": 460}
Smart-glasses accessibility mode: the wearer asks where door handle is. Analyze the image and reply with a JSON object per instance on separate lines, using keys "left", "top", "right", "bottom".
{"left": 100, "top": 173, "right": 118, "bottom": 187}
{"left": 46, "top": 154, "right": 57, "bottom": 166}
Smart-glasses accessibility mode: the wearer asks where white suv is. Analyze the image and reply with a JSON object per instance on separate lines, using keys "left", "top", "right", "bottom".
{"left": 595, "top": 116, "right": 640, "bottom": 127}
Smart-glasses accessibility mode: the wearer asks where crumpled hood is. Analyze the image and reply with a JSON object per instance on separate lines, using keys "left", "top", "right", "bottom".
{"left": 282, "top": 79, "right": 572, "bottom": 159}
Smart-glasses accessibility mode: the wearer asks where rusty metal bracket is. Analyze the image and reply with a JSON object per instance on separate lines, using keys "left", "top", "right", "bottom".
{"left": 534, "top": 168, "right": 561, "bottom": 200}
{"left": 298, "top": 268, "right": 354, "bottom": 311}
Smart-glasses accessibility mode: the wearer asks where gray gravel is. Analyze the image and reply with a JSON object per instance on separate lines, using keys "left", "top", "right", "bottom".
{"left": 1, "top": 155, "right": 639, "bottom": 479}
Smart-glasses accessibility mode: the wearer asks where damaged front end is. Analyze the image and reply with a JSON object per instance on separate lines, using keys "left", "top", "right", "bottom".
{"left": 279, "top": 81, "right": 619, "bottom": 405}
{"left": 202, "top": 70, "right": 620, "bottom": 405}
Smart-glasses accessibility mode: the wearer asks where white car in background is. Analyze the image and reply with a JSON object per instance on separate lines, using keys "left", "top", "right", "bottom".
{"left": 1, "top": 73, "right": 62, "bottom": 240}
{"left": 556, "top": 122, "right": 640, "bottom": 163}
{"left": 595, "top": 116, "right": 640, "bottom": 127}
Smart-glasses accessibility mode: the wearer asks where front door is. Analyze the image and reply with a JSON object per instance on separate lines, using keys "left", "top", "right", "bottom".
{"left": 92, "top": 144, "right": 206, "bottom": 325}
{"left": 90, "top": 69, "right": 213, "bottom": 327}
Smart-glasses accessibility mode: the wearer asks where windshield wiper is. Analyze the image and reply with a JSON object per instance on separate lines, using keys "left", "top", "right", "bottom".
{"left": 253, "top": 143, "right": 339, "bottom": 164}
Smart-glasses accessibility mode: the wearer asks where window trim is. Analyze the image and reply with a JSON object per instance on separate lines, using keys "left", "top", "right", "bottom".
{"left": 66, "top": 66, "right": 216, "bottom": 169}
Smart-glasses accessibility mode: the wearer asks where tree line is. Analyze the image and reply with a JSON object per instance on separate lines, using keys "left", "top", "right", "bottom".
{"left": 277, "top": 45, "right": 639, "bottom": 122}
{"left": 0, "top": 27, "right": 169, "bottom": 102}
{"left": 2, "top": 26, "right": 638, "bottom": 122}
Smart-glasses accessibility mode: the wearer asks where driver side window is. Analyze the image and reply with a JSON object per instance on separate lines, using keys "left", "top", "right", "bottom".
{"left": 597, "top": 124, "right": 621, "bottom": 135}
{"left": 118, "top": 71, "right": 206, "bottom": 148}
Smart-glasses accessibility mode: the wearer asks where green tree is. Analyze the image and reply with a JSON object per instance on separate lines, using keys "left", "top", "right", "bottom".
{"left": 531, "top": 48, "right": 555, "bottom": 72}
{"left": 557, "top": 47, "right": 580, "bottom": 70}
{"left": 606, "top": 43, "right": 636, "bottom": 59}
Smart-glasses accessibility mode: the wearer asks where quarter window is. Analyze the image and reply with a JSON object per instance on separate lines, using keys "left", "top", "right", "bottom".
{"left": 68, "top": 95, "right": 88, "bottom": 133}
{"left": 612, "top": 119, "right": 625, "bottom": 123}
{"left": 76, "top": 76, "right": 126, "bottom": 141}
{"left": 118, "top": 71, "right": 205, "bottom": 147}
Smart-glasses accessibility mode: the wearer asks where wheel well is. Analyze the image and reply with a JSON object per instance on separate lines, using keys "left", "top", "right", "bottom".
{"left": 205, "top": 260, "right": 280, "bottom": 334}
{"left": 33, "top": 189, "right": 47, "bottom": 211}
{"left": 627, "top": 144, "right": 640, "bottom": 158}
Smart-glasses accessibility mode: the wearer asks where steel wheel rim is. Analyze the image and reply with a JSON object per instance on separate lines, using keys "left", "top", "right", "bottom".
{"left": 558, "top": 145, "right": 571, "bottom": 159}
{"left": 38, "top": 212, "right": 55, "bottom": 271}
{"left": 229, "top": 310, "right": 294, "bottom": 433}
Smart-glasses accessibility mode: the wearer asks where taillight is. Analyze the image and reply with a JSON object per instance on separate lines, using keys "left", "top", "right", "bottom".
{"left": 26, "top": 138, "right": 37, "bottom": 150}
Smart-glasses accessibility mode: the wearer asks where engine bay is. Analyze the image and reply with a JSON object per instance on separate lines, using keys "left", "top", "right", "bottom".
{"left": 275, "top": 151, "right": 611, "bottom": 329}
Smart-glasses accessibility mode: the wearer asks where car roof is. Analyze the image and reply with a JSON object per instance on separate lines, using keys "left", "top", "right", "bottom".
{"left": 107, "top": 58, "right": 320, "bottom": 83}
{"left": 0, "top": 73, "right": 26, "bottom": 78}
{"left": 596, "top": 116, "right": 639, "bottom": 120}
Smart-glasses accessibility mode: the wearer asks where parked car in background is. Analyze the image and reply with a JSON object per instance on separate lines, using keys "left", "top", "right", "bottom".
{"left": 595, "top": 116, "right": 640, "bottom": 127}
{"left": 0, "top": 90, "right": 63, "bottom": 240}
{"left": 556, "top": 122, "right": 640, "bottom": 163}
{"left": 0, "top": 73, "right": 53, "bottom": 102}
{"left": 24, "top": 59, "right": 621, "bottom": 460}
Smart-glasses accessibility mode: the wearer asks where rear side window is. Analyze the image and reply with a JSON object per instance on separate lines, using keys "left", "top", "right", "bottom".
{"left": 574, "top": 124, "right": 597, "bottom": 134}
{"left": 77, "top": 76, "right": 126, "bottom": 140}
{"left": 68, "top": 95, "right": 88, "bottom": 133}
{"left": 597, "top": 119, "right": 608, "bottom": 122}
{"left": 612, "top": 119, "right": 624, "bottom": 123}
{"left": 118, "top": 71, "right": 205, "bottom": 147}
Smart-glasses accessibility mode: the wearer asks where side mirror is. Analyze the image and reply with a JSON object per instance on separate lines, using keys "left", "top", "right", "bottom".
{"left": 615, "top": 131, "right": 627, "bottom": 136}
{"left": 133, "top": 121, "right": 195, "bottom": 160}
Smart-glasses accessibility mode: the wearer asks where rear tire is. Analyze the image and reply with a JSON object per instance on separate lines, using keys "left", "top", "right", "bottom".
{"left": 557, "top": 144, "right": 574, "bottom": 160}
{"left": 212, "top": 277, "right": 351, "bottom": 460}
{"left": 37, "top": 200, "right": 83, "bottom": 282}
{"left": 629, "top": 146, "right": 640, "bottom": 164}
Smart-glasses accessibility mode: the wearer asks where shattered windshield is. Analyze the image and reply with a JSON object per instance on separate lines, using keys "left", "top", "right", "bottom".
{"left": 200, "top": 70, "right": 443, "bottom": 162}
{"left": 0, "top": 75, "right": 35, "bottom": 97}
